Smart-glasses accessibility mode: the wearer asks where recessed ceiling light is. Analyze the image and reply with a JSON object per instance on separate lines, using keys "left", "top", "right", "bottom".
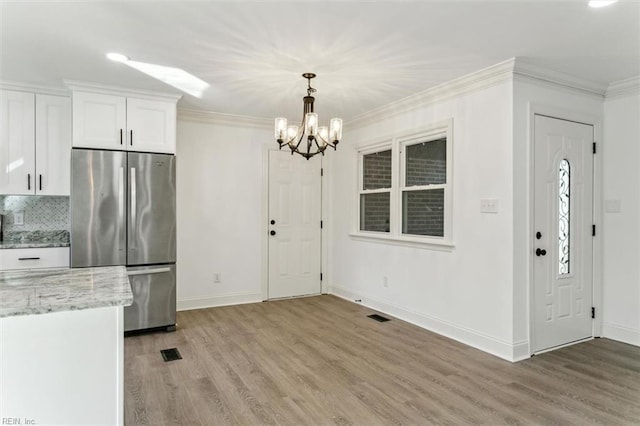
{"left": 588, "top": 0, "right": 618, "bottom": 8}
{"left": 106, "top": 52, "right": 130, "bottom": 63}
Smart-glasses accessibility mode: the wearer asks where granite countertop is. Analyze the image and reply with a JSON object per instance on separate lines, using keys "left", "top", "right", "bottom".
{"left": 0, "top": 241, "right": 70, "bottom": 249}
{"left": 0, "top": 230, "right": 70, "bottom": 249}
{"left": 0, "top": 266, "right": 133, "bottom": 318}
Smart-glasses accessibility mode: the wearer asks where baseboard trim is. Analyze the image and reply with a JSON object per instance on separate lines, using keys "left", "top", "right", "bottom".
{"left": 177, "top": 292, "right": 263, "bottom": 311}
{"left": 330, "top": 284, "right": 528, "bottom": 362}
{"left": 602, "top": 322, "right": 640, "bottom": 347}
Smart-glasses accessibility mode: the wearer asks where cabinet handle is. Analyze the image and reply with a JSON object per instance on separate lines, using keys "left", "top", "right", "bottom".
{"left": 39, "top": 174, "right": 42, "bottom": 191}
{"left": 130, "top": 130, "right": 133, "bottom": 146}
{"left": 27, "top": 173, "right": 31, "bottom": 190}
{"left": 120, "top": 129, "right": 123, "bottom": 145}
{"left": 19, "top": 257, "right": 41, "bottom": 261}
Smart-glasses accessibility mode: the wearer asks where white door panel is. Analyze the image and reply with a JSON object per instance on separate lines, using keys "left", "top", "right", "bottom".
{"left": 268, "top": 150, "right": 321, "bottom": 299}
{"left": 35, "top": 94, "right": 71, "bottom": 195}
{"left": 1, "top": 90, "right": 35, "bottom": 194}
{"left": 72, "top": 91, "right": 126, "bottom": 150}
{"left": 533, "top": 115, "right": 594, "bottom": 352}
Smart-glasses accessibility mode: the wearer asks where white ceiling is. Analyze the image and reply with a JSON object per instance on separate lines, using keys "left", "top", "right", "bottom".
{"left": 1, "top": 1, "right": 639, "bottom": 122}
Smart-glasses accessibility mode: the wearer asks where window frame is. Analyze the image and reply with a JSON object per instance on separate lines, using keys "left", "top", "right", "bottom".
{"left": 352, "top": 119, "right": 454, "bottom": 250}
{"left": 357, "top": 141, "right": 393, "bottom": 234}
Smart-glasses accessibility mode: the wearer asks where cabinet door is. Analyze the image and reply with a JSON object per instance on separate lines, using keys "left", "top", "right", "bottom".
{"left": 72, "top": 91, "right": 126, "bottom": 150}
{"left": 0, "top": 90, "right": 35, "bottom": 195}
{"left": 35, "top": 95, "right": 71, "bottom": 195}
{"left": 126, "top": 98, "right": 176, "bottom": 154}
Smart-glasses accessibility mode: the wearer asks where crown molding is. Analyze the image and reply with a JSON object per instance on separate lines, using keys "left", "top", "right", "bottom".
{"left": 513, "top": 59, "right": 607, "bottom": 98}
{"left": 605, "top": 76, "right": 640, "bottom": 100}
{"left": 178, "top": 108, "right": 272, "bottom": 129}
{"left": 64, "top": 80, "right": 182, "bottom": 103}
{"left": 347, "top": 57, "right": 611, "bottom": 130}
{"left": 347, "top": 58, "right": 516, "bottom": 129}
{"left": 0, "top": 80, "right": 69, "bottom": 97}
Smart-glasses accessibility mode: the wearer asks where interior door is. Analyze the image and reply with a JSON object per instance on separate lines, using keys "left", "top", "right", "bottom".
{"left": 533, "top": 114, "right": 594, "bottom": 352}
{"left": 268, "top": 150, "right": 322, "bottom": 299}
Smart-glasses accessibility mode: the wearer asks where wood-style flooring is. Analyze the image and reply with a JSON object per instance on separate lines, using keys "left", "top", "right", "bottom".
{"left": 124, "top": 295, "right": 640, "bottom": 425}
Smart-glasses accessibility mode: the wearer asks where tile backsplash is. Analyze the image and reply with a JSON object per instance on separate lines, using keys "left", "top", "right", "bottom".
{"left": 0, "top": 195, "right": 70, "bottom": 232}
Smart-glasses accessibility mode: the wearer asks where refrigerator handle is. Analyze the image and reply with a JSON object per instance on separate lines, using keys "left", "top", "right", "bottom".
{"left": 127, "top": 267, "right": 171, "bottom": 276}
{"left": 118, "top": 166, "right": 125, "bottom": 227}
{"left": 118, "top": 166, "right": 126, "bottom": 261}
{"left": 130, "top": 167, "right": 137, "bottom": 250}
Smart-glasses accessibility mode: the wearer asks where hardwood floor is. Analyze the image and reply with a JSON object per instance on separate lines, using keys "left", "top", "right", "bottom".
{"left": 124, "top": 295, "right": 640, "bottom": 425}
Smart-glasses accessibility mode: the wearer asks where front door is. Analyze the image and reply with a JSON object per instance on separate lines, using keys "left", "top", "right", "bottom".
{"left": 533, "top": 115, "right": 594, "bottom": 353}
{"left": 268, "top": 150, "right": 322, "bottom": 299}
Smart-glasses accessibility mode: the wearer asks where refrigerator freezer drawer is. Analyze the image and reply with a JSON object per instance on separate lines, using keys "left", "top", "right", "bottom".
{"left": 124, "top": 264, "right": 176, "bottom": 332}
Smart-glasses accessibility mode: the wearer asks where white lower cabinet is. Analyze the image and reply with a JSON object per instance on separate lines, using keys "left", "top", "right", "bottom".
{"left": 0, "top": 247, "right": 69, "bottom": 270}
{"left": 0, "top": 306, "right": 125, "bottom": 426}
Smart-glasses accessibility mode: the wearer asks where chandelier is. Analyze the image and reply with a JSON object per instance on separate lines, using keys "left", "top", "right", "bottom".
{"left": 274, "top": 73, "right": 343, "bottom": 160}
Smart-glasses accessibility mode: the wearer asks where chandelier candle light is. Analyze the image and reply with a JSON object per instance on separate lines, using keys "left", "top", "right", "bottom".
{"left": 275, "top": 73, "right": 343, "bottom": 160}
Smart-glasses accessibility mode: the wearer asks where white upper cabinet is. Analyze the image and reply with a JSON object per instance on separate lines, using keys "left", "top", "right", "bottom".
{"left": 1, "top": 90, "right": 35, "bottom": 195}
{"left": 35, "top": 94, "right": 72, "bottom": 195}
{"left": 72, "top": 91, "right": 126, "bottom": 150}
{"left": 0, "top": 90, "right": 70, "bottom": 195}
{"left": 72, "top": 90, "right": 177, "bottom": 154}
{"left": 125, "top": 97, "right": 176, "bottom": 153}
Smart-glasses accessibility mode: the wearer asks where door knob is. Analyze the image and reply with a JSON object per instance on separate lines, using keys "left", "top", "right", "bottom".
{"left": 536, "top": 231, "right": 542, "bottom": 240}
{"left": 270, "top": 220, "right": 276, "bottom": 225}
{"left": 536, "top": 248, "right": 547, "bottom": 256}
{"left": 270, "top": 230, "right": 276, "bottom": 236}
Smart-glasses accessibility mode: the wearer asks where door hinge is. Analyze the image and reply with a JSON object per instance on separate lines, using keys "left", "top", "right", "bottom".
{"left": 320, "top": 220, "right": 323, "bottom": 229}
{"left": 593, "top": 142, "right": 596, "bottom": 154}
{"left": 592, "top": 307, "right": 595, "bottom": 319}
{"left": 320, "top": 273, "right": 323, "bottom": 281}
{"left": 321, "top": 168, "right": 324, "bottom": 177}
{"left": 592, "top": 224, "right": 596, "bottom": 236}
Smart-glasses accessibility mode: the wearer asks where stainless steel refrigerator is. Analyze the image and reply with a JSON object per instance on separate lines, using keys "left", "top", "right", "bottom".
{"left": 70, "top": 148, "right": 176, "bottom": 332}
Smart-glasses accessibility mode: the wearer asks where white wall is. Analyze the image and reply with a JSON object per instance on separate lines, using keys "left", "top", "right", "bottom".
{"left": 328, "top": 79, "right": 518, "bottom": 360}
{"left": 602, "top": 89, "right": 640, "bottom": 346}
{"left": 512, "top": 78, "right": 604, "bottom": 355}
{"left": 176, "top": 116, "right": 271, "bottom": 310}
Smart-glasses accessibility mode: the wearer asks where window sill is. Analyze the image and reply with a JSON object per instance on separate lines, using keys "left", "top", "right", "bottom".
{"left": 349, "top": 232, "right": 454, "bottom": 251}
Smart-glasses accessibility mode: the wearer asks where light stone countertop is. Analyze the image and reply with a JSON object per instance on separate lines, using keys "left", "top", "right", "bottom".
{"left": 0, "top": 266, "right": 133, "bottom": 318}
{"left": 0, "top": 241, "right": 71, "bottom": 249}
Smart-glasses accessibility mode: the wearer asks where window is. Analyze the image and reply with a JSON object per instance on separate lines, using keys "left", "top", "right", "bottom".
{"left": 558, "top": 159, "right": 570, "bottom": 275}
{"left": 354, "top": 120, "right": 453, "bottom": 248}
{"left": 401, "top": 138, "right": 446, "bottom": 237}
{"left": 359, "top": 149, "right": 392, "bottom": 232}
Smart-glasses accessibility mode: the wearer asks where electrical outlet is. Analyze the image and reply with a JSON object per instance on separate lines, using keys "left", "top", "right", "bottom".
{"left": 383, "top": 276, "right": 389, "bottom": 288}
{"left": 480, "top": 198, "right": 499, "bottom": 214}
{"left": 213, "top": 273, "right": 221, "bottom": 283}
{"left": 14, "top": 211, "right": 24, "bottom": 225}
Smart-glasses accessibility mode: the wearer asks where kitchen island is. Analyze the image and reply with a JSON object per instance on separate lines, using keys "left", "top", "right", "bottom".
{"left": 0, "top": 266, "right": 132, "bottom": 426}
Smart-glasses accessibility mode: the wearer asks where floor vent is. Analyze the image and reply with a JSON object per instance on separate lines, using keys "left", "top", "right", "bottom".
{"left": 368, "top": 314, "right": 390, "bottom": 322}
{"left": 160, "top": 348, "right": 182, "bottom": 362}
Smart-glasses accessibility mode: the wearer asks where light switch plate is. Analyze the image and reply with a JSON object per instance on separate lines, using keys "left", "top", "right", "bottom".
{"left": 605, "top": 199, "right": 621, "bottom": 213}
{"left": 14, "top": 211, "right": 24, "bottom": 225}
{"left": 480, "top": 198, "right": 499, "bottom": 214}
